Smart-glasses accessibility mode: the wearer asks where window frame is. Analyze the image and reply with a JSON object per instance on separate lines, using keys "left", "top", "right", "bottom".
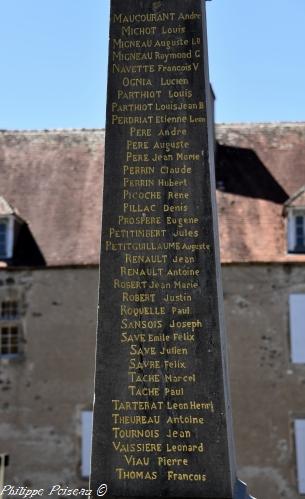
{"left": 0, "top": 216, "right": 14, "bottom": 260}
{"left": 0, "top": 298, "right": 22, "bottom": 359}
{"left": 0, "top": 324, "right": 21, "bottom": 359}
{"left": 288, "top": 209, "right": 305, "bottom": 254}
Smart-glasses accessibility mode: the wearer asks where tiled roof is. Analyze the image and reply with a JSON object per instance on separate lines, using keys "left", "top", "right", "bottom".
{"left": 0, "top": 130, "right": 104, "bottom": 266}
{"left": 216, "top": 123, "right": 305, "bottom": 263}
{"left": 0, "top": 124, "right": 304, "bottom": 266}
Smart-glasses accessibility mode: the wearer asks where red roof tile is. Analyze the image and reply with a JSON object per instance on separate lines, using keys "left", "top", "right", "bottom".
{"left": 216, "top": 123, "right": 305, "bottom": 263}
{"left": 0, "top": 124, "right": 304, "bottom": 266}
{"left": 0, "top": 130, "right": 104, "bottom": 266}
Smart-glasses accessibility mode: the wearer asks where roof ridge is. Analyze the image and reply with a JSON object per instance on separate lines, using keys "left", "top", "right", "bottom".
{"left": 216, "top": 122, "right": 305, "bottom": 127}
{"left": 0, "top": 128, "right": 106, "bottom": 134}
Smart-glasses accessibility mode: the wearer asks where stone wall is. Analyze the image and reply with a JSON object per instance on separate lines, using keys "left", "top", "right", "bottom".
{"left": 0, "top": 268, "right": 98, "bottom": 488}
{"left": 1, "top": 264, "right": 305, "bottom": 498}
{"left": 223, "top": 264, "right": 305, "bottom": 499}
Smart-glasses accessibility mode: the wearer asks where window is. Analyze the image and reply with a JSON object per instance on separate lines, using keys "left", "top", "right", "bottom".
{"left": 289, "top": 294, "right": 305, "bottom": 363}
{"left": 0, "top": 219, "right": 8, "bottom": 258}
{"left": 295, "top": 420, "right": 305, "bottom": 494}
{"left": 1, "top": 300, "right": 19, "bottom": 319}
{"left": 0, "top": 326, "right": 20, "bottom": 356}
{"left": 0, "top": 217, "right": 14, "bottom": 260}
{"left": 288, "top": 211, "right": 305, "bottom": 253}
{"left": 0, "top": 299, "right": 22, "bottom": 358}
{"left": 81, "top": 411, "right": 93, "bottom": 478}
{"left": 296, "top": 215, "right": 305, "bottom": 249}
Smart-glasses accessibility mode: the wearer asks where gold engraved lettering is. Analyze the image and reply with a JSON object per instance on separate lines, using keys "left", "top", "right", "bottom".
{"left": 167, "top": 471, "right": 207, "bottom": 482}
{"left": 154, "top": 39, "right": 189, "bottom": 49}
{"left": 178, "top": 12, "right": 201, "bottom": 21}
{"left": 123, "top": 165, "right": 154, "bottom": 175}
{"left": 148, "top": 333, "right": 170, "bottom": 343}
{"left": 163, "top": 203, "right": 188, "bottom": 213}
{"left": 124, "top": 456, "right": 150, "bottom": 466}
{"left": 171, "top": 305, "right": 191, "bottom": 315}
{"left": 128, "top": 372, "right": 160, "bottom": 383}
{"left": 112, "top": 400, "right": 164, "bottom": 411}
{"left": 166, "top": 429, "right": 191, "bottom": 439}
{"left": 123, "top": 190, "right": 161, "bottom": 200}
{"left": 129, "top": 359, "right": 161, "bottom": 370}
{"left": 113, "top": 12, "right": 176, "bottom": 23}
{"left": 156, "top": 62, "right": 198, "bottom": 73}
{"left": 126, "top": 151, "right": 150, "bottom": 162}
{"left": 112, "top": 441, "right": 163, "bottom": 453}
{"left": 163, "top": 294, "right": 192, "bottom": 304}
{"left": 121, "top": 318, "right": 163, "bottom": 329}
{"left": 122, "top": 77, "right": 152, "bottom": 87}
{"left": 113, "top": 63, "right": 155, "bottom": 74}
{"left": 120, "top": 305, "right": 166, "bottom": 317}
{"left": 122, "top": 292, "right": 156, "bottom": 303}
{"left": 161, "top": 26, "right": 186, "bottom": 35}
{"left": 158, "top": 457, "right": 188, "bottom": 467}
{"left": 112, "top": 413, "right": 160, "bottom": 425}
{"left": 160, "top": 165, "right": 192, "bottom": 175}
{"left": 166, "top": 442, "right": 205, "bottom": 453}
{"left": 160, "top": 77, "right": 189, "bottom": 86}
{"left": 121, "top": 332, "right": 146, "bottom": 343}
{"left": 128, "top": 385, "right": 160, "bottom": 396}
{"left": 158, "top": 127, "right": 187, "bottom": 137}
{"left": 173, "top": 332, "right": 195, "bottom": 342}
{"left": 154, "top": 50, "right": 192, "bottom": 63}
{"left": 164, "top": 360, "right": 186, "bottom": 369}
{"left": 166, "top": 217, "right": 199, "bottom": 229}
{"left": 169, "top": 89, "right": 193, "bottom": 99}
{"left": 165, "top": 373, "right": 196, "bottom": 383}
{"left": 153, "top": 140, "right": 189, "bottom": 151}
{"left": 166, "top": 414, "right": 204, "bottom": 425}
{"left": 120, "top": 267, "right": 164, "bottom": 277}
{"left": 124, "top": 254, "right": 167, "bottom": 264}
{"left": 164, "top": 387, "right": 184, "bottom": 396}
{"left": 159, "top": 179, "right": 188, "bottom": 188}
{"left": 152, "top": 152, "right": 173, "bottom": 162}
{"left": 123, "top": 178, "right": 154, "bottom": 188}
{"left": 122, "top": 26, "right": 157, "bottom": 37}
{"left": 112, "top": 428, "right": 160, "bottom": 439}
{"left": 118, "top": 215, "right": 161, "bottom": 225}
{"left": 169, "top": 319, "right": 203, "bottom": 331}
{"left": 124, "top": 202, "right": 158, "bottom": 215}
{"left": 160, "top": 345, "right": 188, "bottom": 355}
{"left": 129, "top": 127, "right": 152, "bottom": 137}
{"left": 113, "top": 39, "right": 153, "bottom": 49}
{"left": 116, "top": 468, "right": 158, "bottom": 480}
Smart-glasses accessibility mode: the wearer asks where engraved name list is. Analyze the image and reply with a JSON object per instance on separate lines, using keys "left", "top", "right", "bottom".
{"left": 91, "top": 1, "right": 234, "bottom": 498}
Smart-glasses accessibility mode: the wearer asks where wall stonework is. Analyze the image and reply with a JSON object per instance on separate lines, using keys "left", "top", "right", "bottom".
{"left": 0, "top": 268, "right": 98, "bottom": 488}
{"left": 223, "top": 264, "right": 305, "bottom": 499}
{"left": 0, "top": 264, "right": 304, "bottom": 499}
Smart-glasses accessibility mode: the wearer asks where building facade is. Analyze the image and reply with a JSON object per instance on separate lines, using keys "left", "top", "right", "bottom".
{"left": 0, "top": 125, "right": 304, "bottom": 498}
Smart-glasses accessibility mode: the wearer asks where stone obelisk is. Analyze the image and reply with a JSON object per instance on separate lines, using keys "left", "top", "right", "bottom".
{"left": 90, "top": 2, "right": 254, "bottom": 499}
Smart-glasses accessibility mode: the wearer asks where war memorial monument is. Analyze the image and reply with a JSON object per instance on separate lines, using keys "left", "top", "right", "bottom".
{"left": 90, "top": 1, "right": 255, "bottom": 498}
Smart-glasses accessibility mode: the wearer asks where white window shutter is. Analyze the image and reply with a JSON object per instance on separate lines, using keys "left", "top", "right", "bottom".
{"left": 289, "top": 294, "right": 305, "bottom": 363}
{"left": 81, "top": 411, "right": 93, "bottom": 478}
{"left": 295, "top": 420, "right": 305, "bottom": 494}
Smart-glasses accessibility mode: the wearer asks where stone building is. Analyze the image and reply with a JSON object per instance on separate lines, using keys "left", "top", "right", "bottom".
{"left": 0, "top": 124, "right": 304, "bottom": 498}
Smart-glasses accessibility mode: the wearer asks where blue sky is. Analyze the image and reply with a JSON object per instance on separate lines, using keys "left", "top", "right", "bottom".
{"left": 0, "top": 0, "right": 304, "bottom": 129}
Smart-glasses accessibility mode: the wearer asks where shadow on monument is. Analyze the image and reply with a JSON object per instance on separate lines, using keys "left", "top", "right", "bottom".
{"left": 216, "top": 144, "right": 289, "bottom": 204}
